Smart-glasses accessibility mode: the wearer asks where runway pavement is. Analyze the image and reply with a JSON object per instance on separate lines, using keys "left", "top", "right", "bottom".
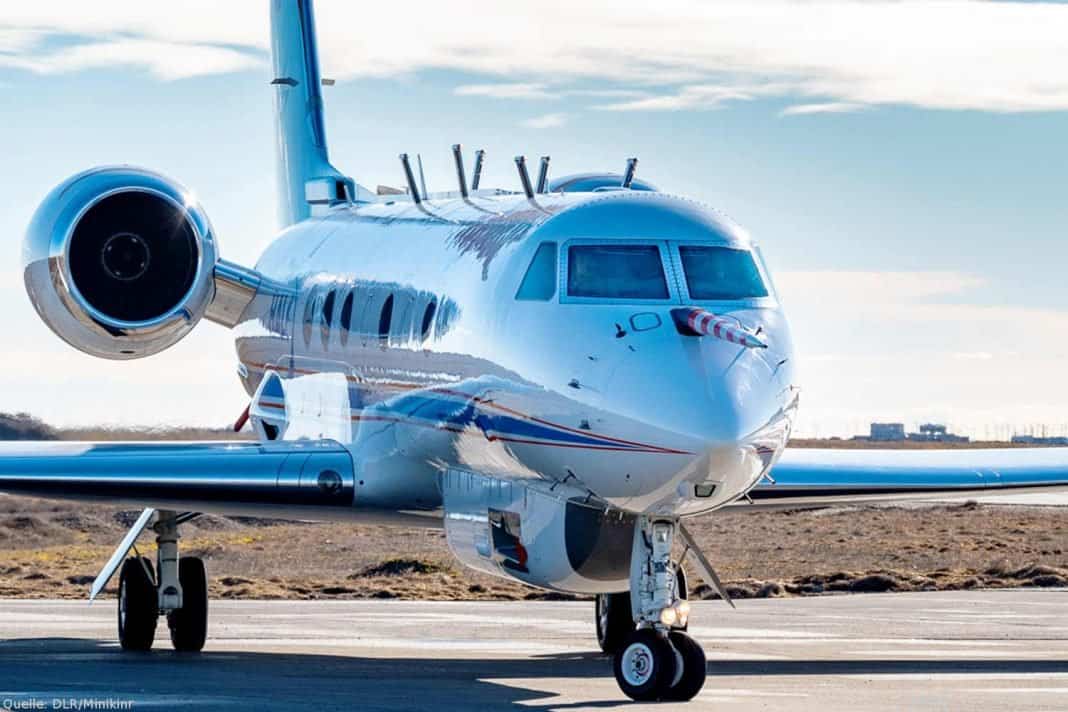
{"left": 0, "top": 592, "right": 1066, "bottom": 710}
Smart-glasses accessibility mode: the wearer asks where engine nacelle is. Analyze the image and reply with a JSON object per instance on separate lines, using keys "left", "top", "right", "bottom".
{"left": 23, "top": 167, "right": 218, "bottom": 359}
{"left": 442, "top": 469, "right": 636, "bottom": 594}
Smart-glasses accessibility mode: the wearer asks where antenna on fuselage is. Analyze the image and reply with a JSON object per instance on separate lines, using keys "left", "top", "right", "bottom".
{"left": 416, "top": 154, "right": 428, "bottom": 200}
{"left": 622, "top": 157, "right": 638, "bottom": 189}
{"left": 536, "top": 156, "right": 551, "bottom": 194}
{"left": 471, "top": 149, "right": 485, "bottom": 191}
{"left": 451, "top": 144, "right": 469, "bottom": 199}
{"left": 514, "top": 156, "right": 535, "bottom": 199}
{"left": 399, "top": 153, "right": 422, "bottom": 205}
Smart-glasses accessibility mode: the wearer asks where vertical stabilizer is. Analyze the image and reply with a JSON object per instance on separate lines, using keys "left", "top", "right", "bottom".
{"left": 270, "top": 0, "right": 358, "bottom": 227}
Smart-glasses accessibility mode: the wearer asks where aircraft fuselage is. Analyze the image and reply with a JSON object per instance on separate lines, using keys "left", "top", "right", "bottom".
{"left": 235, "top": 189, "right": 798, "bottom": 520}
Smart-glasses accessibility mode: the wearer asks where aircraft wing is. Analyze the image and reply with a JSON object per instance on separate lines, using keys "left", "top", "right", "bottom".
{"left": 0, "top": 440, "right": 357, "bottom": 516}
{"left": 746, "top": 447, "right": 1068, "bottom": 508}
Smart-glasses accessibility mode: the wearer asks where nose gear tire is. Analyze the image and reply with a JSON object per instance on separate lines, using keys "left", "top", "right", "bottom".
{"left": 612, "top": 628, "right": 678, "bottom": 701}
{"left": 662, "top": 631, "right": 707, "bottom": 701}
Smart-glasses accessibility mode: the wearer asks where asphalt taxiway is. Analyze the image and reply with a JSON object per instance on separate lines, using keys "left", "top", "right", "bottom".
{"left": 0, "top": 592, "right": 1066, "bottom": 710}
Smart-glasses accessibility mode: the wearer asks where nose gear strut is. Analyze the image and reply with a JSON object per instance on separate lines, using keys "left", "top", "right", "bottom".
{"left": 611, "top": 516, "right": 707, "bottom": 701}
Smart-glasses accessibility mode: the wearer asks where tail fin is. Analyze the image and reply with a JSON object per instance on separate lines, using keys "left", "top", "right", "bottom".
{"left": 270, "top": 0, "right": 359, "bottom": 227}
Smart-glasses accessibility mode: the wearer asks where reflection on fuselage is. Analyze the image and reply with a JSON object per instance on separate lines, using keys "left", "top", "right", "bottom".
{"left": 235, "top": 190, "right": 798, "bottom": 518}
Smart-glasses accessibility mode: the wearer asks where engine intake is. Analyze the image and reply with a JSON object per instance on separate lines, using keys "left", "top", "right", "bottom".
{"left": 23, "top": 167, "right": 218, "bottom": 359}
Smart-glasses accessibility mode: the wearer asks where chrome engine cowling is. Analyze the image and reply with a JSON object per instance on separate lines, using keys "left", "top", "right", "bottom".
{"left": 23, "top": 167, "right": 218, "bottom": 359}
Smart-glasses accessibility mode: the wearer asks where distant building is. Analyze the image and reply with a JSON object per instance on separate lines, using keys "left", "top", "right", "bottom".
{"left": 869, "top": 423, "right": 906, "bottom": 442}
{"left": 855, "top": 422, "right": 970, "bottom": 443}
{"left": 1011, "top": 435, "right": 1068, "bottom": 446}
{"left": 907, "top": 423, "right": 970, "bottom": 443}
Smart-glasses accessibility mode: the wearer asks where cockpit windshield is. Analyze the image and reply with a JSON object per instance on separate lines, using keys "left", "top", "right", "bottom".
{"left": 566, "top": 245, "right": 669, "bottom": 300}
{"left": 678, "top": 245, "right": 768, "bottom": 300}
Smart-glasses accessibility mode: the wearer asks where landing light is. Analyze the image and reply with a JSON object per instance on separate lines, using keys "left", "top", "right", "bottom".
{"left": 660, "top": 600, "right": 690, "bottom": 628}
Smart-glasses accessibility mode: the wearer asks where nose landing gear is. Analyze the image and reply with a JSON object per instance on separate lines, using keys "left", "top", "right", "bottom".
{"left": 595, "top": 565, "right": 688, "bottom": 655}
{"left": 609, "top": 516, "right": 707, "bottom": 702}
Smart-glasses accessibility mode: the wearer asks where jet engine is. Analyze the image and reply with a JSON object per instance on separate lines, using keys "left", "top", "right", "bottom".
{"left": 24, "top": 167, "right": 223, "bottom": 359}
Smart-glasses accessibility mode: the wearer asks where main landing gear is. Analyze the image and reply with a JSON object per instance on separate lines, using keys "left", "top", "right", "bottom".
{"left": 598, "top": 517, "right": 706, "bottom": 702}
{"left": 117, "top": 510, "right": 208, "bottom": 652}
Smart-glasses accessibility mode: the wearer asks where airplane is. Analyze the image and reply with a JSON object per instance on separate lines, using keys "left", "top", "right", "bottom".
{"left": 5, "top": 0, "right": 1068, "bottom": 702}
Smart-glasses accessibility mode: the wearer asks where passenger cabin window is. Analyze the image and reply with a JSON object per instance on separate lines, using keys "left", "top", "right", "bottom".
{"left": 378, "top": 294, "right": 394, "bottom": 341}
{"left": 339, "top": 291, "right": 354, "bottom": 346}
{"left": 678, "top": 245, "right": 769, "bottom": 300}
{"left": 516, "top": 242, "right": 557, "bottom": 301}
{"left": 323, "top": 290, "right": 336, "bottom": 327}
{"left": 321, "top": 290, "right": 336, "bottom": 349}
{"left": 421, "top": 298, "right": 437, "bottom": 340}
{"left": 567, "top": 245, "right": 668, "bottom": 300}
{"left": 302, "top": 290, "right": 318, "bottom": 347}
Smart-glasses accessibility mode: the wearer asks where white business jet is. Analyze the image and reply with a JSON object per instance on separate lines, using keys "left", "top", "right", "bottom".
{"left": 7, "top": 1, "right": 1068, "bottom": 701}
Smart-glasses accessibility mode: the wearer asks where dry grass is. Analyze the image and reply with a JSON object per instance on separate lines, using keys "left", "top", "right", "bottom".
{"left": 0, "top": 416, "right": 1064, "bottom": 600}
{"left": 57, "top": 426, "right": 252, "bottom": 442}
{"left": 1, "top": 495, "right": 1065, "bottom": 602}
{"left": 787, "top": 438, "right": 1052, "bottom": 449}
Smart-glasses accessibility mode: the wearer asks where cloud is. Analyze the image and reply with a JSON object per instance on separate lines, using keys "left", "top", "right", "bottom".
{"left": 454, "top": 83, "right": 556, "bottom": 100}
{"left": 776, "top": 271, "right": 986, "bottom": 302}
{"left": 0, "top": 28, "right": 42, "bottom": 54}
{"left": 780, "top": 102, "right": 867, "bottom": 117}
{"left": 952, "top": 352, "right": 994, "bottom": 361}
{"left": 0, "top": 2, "right": 265, "bottom": 47}
{"left": 596, "top": 85, "right": 761, "bottom": 112}
{"left": 778, "top": 270, "right": 1068, "bottom": 333}
{"left": 1, "top": 38, "right": 261, "bottom": 80}
{"left": 565, "top": 89, "right": 649, "bottom": 99}
{"left": 520, "top": 112, "right": 567, "bottom": 129}
{"left": 454, "top": 84, "right": 651, "bottom": 102}
{"left": 777, "top": 270, "right": 1068, "bottom": 437}
{"left": 3, "top": 1, "right": 1068, "bottom": 111}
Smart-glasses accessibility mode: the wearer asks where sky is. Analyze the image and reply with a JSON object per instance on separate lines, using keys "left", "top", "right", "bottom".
{"left": 1, "top": 0, "right": 1068, "bottom": 438}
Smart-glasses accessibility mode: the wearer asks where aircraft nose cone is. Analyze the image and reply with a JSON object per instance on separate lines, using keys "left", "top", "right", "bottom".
{"left": 641, "top": 341, "right": 791, "bottom": 512}
{"left": 596, "top": 313, "right": 794, "bottom": 512}
{"left": 681, "top": 343, "right": 779, "bottom": 443}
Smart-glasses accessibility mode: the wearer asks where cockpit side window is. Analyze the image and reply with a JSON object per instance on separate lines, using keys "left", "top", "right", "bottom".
{"left": 567, "top": 244, "right": 669, "bottom": 300}
{"left": 678, "top": 245, "right": 769, "bottom": 300}
{"left": 515, "top": 242, "right": 557, "bottom": 301}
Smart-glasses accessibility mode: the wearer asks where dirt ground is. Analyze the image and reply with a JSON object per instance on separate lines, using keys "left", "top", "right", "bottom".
{"left": 1, "top": 495, "right": 1064, "bottom": 602}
